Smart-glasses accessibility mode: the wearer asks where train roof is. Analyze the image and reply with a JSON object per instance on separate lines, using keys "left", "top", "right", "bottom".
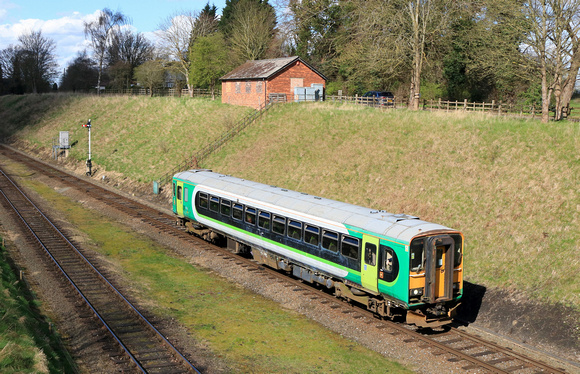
{"left": 174, "top": 170, "right": 457, "bottom": 243}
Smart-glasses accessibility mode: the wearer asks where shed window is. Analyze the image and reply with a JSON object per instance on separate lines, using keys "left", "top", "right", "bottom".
{"left": 256, "top": 81, "right": 263, "bottom": 93}
{"left": 304, "top": 225, "right": 320, "bottom": 246}
{"left": 342, "top": 236, "right": 359, "bottom": 260}
{"left": 199, "top": 192, "right": 208, "bottom": 209}
{"left": 245, "top": 207, "right": 257, "bottom": 225}
{"left": 220, "top": 199, "right": 231, "bottom": 216}
{"left": 272, "top": 215, "right": 285, "bottom": 235}
{"left": 322, "top": 230, "right": 339, "bottom": 252}
{"left": 233, "top": 203, "right": 243, "bottom": 220}
{"left": 288, "top": 220, "right": 302, "bottom": 240}
{"left": 245, "top": 81, "right": 251, "bottom": 93}
{"left": 235, "top": 82, "right": 241, "bottom": 93}
{"left": 258, "top": 211, "right": 271, "bottom": 229}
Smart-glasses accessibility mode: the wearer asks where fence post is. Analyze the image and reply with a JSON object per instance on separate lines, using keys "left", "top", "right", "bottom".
{"left": 438, "top": 98, "right": 441, "bottom": 110}
{"left": 464, "top": 99, "right": 467, "bottom": 111}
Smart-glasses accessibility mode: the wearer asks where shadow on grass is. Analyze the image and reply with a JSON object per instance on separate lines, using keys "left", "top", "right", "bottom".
{"left": 455, "top": 280, "right": 486, "bottom": 324}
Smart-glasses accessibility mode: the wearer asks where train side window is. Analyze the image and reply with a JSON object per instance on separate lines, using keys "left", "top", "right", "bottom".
{"left": 177, "top": 186, "right": 182, "bottom": 200}
{"left": 304, "top": 225, "right": 320, "bottom": 246}
{"left": 364, "top": 243, "right": 377, "bottom": 266}
{"left": 245, "top": 207, "right": 256, "bottom": 225}
{"left": 288, "top": 220, "right": 302, "bottom": 240}
{"left": 258, "top": 211, "right": 271, "bottom": 229}
{"left": 232, "top": 203, "right": 243, "bottom": 220}
{"left": 220, "top": 199, "right": 231, "bottom": 216}
{"left": 322, "top": 230, "right": 338, "bottom": 252}
{"left": 184, "top": 187, "right": 188, "bottom": 202}
{"left": 342, "top": 236, "right": 359, "bottom": 260}
{"left": 380, "top": 246, "right": 399, "bottom": 282}
{"left": 173, "top": 183, "right": 176, "bottom": 198}
{"left": 210, "top": 196, "right": 219, "bottom": 212}
{"left": 272, "top": 215, "right": 286, "bottom": 235}
{"left": 199, "top": 192, "right": 208, "bottom": 209}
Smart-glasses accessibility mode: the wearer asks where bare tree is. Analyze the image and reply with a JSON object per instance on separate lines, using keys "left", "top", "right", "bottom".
{"left": 229, "top": 0, "right": 277, "bottom": 63}
{"left": 107, "top": 29, "right": 154, "bottom": 88}
{"left": 84, "top": 8, "right": 129, "bottom": 94}
{"left": 12, "top": 30, "right": 58, "bottom": 93}
{"left": 156, "top": 11, "right": 197, "bottom": 95}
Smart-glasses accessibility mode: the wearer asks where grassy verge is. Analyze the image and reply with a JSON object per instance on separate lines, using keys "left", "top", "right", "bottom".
{"left": 3, "top": 94, "right": 252, "bottom": 182}
{"left": 208, "top": 103, "right": 580, "bottom": 308}
{"left": 8, "top": 164, "right": 411, "bottom": 373}
{"left": 0, "top": 236, "right": 74, "bottom": 373}
{"left": 3, "top": 95, "right": 578, "bottom": 308}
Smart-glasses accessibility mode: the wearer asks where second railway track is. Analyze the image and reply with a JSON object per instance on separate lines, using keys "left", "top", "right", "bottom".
{"left": 0, "top": 145, "right": 576, "bottom": 374}
{"left": 0, "top": 165, "right": 200, "bottom": 374}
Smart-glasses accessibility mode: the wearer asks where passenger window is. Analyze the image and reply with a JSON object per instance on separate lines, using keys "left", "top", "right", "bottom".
{"left": 322, "top": 230, "right": 338, "bottom": 252}
{"left": 177, "top": 186, "right": 182, "bottom": 200}
{"left": 184, "top": 187, "right": 188, "bottom": 202}
{"left": 173, "top": 183, "right": 176, "bottom": 198}
{"left": 342, "top": 236, "right": 359, "bottom": 260}
{"left": 199, "top": 192, "right": 208, "bottom": 209}
{"left": 288, "top": 220, "right": 302, "bottom": 240}
{"left": 385, "top": 250, "right": 393, "bottom": 272}
{"left": 272, "top": 215, "right": 286, "bottom": 235}
{"left": 380, "top": 246, "right": 399, "bottom": 282}
{"left": 245, "top": 207, "right": 256, "bottom": 225}
{"left": 221, "top": 199, "right": 231, "bottom": 216}
{"left": 304, "top": 225, "right": 320, "bottom": 246}
{"left": 258, "top": 211, "right": 271, "bottom": 229}
{"left": 364, "top": 243, "right": 377, "bottom": 266}
{"left": 232, "top": 204, "right": 243, "bottom": 220}
{"left": 210, "top": 196, "right": 219, "bottom": 212}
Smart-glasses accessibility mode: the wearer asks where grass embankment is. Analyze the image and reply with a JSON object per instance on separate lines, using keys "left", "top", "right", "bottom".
{"left": 0, "top": 96, "right": 580, "bottom": 308}
{"left": 208, "top": 103, "right": 579, "bottom": 308}
{"left": 2, "top": 160, "right": 410, "bottom": 373}
{"left": 2, "top": 95, "right": 578, "bottom": 310}
{"left": 1, "top": 94, "right": 252, "bottom": 182}
{"left": 0, "top": 236, "right": 74, "bottom": 373}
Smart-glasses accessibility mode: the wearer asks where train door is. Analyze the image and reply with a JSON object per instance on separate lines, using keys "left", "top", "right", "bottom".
{"left": 425, "top": 235, "right": 455, "bottom": 302}
{"left": 361, "top": 234, "right": 379, "bottom": 292}
{"left": 175, "top": 181, "right": 184, "bottom": 217}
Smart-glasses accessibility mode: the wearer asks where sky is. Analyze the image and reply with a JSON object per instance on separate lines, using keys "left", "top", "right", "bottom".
{"left": 0, "top": 0, "right": 227, "bottom": 78}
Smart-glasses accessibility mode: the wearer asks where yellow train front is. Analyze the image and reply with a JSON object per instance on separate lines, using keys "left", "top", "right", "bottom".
{"left": 172, "top": 170, "right": 463, "bottom": 328}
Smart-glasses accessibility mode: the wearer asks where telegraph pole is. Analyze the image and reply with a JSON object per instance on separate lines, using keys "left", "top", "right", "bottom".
{"left": 83, "top": 119, "right": 92, "bottom": 176}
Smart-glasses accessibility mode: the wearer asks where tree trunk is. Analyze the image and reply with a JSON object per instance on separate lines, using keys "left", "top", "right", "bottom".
{"left": 555, "top": 53, "right": 580, "bottom": 120}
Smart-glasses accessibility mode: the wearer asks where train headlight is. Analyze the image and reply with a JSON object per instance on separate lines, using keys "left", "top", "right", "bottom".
{"left": 410, "top": 288, "right": 424, "bottom": 297}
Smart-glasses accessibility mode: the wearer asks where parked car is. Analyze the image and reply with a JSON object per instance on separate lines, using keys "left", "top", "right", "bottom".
{"left": 361, "top": 91, "right": 395, "bottom": 106}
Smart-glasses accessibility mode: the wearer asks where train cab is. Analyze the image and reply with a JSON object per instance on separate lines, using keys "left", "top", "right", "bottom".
{"left": 407, "top": 233, "right": 463, "bottom": 326}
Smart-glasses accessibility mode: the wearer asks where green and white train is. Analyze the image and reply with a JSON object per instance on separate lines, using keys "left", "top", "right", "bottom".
{"left": 173, "top": 169, "right": 463, "bottom": 327}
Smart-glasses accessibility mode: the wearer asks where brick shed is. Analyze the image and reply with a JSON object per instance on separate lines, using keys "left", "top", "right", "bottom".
{"left": 220, "top": 56, "right": 326, "bottom": 109}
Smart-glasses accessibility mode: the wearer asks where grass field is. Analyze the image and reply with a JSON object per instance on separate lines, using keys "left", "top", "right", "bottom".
{"left": 2, "top": 94, "right": 578, "bottom": 309}
{"left": 0, "top": 236, "right": 74, "bottom": 373}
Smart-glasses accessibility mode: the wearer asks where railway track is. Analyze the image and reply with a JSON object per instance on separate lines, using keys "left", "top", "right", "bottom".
{"left": 0, "top": 146, "right": 574, "bottom": 373}
{"left": 0, "top": 166, "right": 200, "bottom": 374}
